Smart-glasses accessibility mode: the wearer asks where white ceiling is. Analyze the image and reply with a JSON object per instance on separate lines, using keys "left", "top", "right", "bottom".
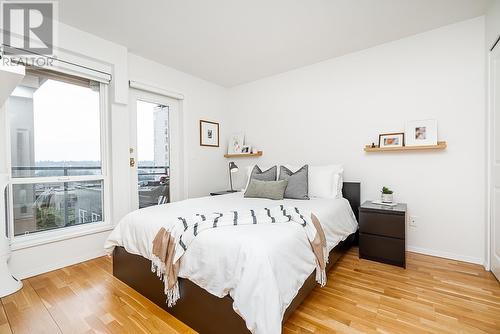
{"left": 58, "top": 0, "right": 491, "bottom": 87}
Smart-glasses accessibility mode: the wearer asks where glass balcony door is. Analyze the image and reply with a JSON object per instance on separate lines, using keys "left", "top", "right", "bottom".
{"left": 136, "top": 100, "right": 169, "bottom": 208}
{"left": 129, "top": 90, "right": 179, "bottom": 210}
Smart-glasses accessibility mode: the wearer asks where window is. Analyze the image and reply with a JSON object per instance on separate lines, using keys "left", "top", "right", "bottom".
{"left": 7, "top": 67, "right": 107, "bottom": 237}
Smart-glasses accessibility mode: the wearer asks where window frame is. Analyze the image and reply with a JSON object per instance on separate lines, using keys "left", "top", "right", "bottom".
{"left": 5, "top": 73, "right": 113, "bottom": 249}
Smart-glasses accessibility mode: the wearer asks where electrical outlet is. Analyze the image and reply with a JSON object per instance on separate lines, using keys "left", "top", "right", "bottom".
{"left": 409, "top": 216, "right": 418, "bottom": 227}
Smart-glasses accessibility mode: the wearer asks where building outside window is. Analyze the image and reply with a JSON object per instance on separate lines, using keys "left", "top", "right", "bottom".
{"left": 78, "top": 209, "right": 87, "bottom": 224}
{"left": 91, "top": 212, "right": 101, "bottom": 222}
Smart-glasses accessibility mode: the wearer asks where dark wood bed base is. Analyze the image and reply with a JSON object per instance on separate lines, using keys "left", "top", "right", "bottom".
{"left": 113, "top": 182, "right": 360, "bottom": 334}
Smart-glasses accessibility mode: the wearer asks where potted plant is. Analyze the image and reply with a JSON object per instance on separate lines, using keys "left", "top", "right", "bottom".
{"left": 381, "top": 186, "right": 394, "bottom": 203}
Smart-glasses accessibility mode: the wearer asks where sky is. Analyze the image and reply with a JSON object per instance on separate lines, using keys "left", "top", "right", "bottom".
{"left": 33, "top": 80, "right": 101, "bottom": 161}
{"left": 136, "top": 100, "right": 156, "bottom": 162}
{"left": 31, "top": 80, "right": 161, "bottom": 163}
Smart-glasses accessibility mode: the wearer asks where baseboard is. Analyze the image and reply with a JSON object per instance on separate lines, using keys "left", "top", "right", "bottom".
{"left": 9, "top": 230, "right": 111, "bottom": 280}
{"left": 13, "top": 248, "right": 107, "bottom": 280}
{"left": 407, "top": 246, "right": 484, "bottom": 266}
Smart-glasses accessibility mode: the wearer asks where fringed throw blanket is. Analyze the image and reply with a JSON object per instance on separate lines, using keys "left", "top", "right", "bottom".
{"left": 151, "top": 205, "right": 327, "bottom": 307}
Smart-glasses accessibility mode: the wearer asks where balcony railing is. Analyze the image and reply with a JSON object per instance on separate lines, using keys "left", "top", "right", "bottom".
{"left": 12, "top": 166, "right": 101, "bottom": 172}
{"left": 136, "top": 166, "right": 170, "bottom": 177}
{"left": 12, "top": 165, "right": 102, "bottom": 178}
{"left": 136, "top": 166, "right": 170, "bottom": 208}
{"left": 11, "top": 165, "right": 169, "bottom": 177}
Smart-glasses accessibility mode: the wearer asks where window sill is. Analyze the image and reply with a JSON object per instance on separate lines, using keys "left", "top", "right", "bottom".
{"left": 11, "top": 222, "right": 115, "bottom": 251}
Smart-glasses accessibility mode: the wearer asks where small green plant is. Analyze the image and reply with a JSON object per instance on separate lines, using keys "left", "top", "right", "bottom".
{"left": 381, "top": 186, "right": 393, "bottom": 194}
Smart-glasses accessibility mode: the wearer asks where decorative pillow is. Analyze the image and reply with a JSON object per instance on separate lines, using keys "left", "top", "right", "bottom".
{"left": 244, "top": 179, "right": 288, "bottom": 200}
{"left": 279, "top": 165, "right": 309, "bottom": 200}
{"left": 244, "top": 165, "right": 277, "bottom": 190}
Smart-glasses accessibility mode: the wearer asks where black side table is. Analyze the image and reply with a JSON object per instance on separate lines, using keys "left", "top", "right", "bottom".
{"left": 210, "top": 190, "right": 239, "bottom": 196}
{"left": 358, "top": 201, "right": 407, "bottom": 268}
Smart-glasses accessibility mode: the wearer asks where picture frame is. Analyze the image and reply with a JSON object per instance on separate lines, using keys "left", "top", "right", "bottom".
{"left": 379, "top": 132, "right": 404, "bottom": 148}
{"left": 199, "top": 120, "right": 220, "bottom": 147}
{"left": 241, "top": 145, "right": 251, "bottom": 154}
{"left": 405, "top": 119, "right": 437, "bottom": 146}
{"left": 228, "top": 133, "right": 245, "bottom": 154}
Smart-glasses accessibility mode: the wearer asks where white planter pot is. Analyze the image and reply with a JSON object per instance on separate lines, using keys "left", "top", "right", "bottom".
{"left": 381, "top": 193, "right": 393, "bottom": 203}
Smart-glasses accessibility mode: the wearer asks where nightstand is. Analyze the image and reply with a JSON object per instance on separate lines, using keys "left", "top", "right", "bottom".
{"left": 358, "top": 201, "right": 407, "bottom": 268}
{"left": 210, "top": 190, "right": 239, "bottom": 196}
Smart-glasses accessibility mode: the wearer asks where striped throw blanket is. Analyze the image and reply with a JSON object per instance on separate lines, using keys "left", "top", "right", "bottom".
{"left": 151, "top": 205, "right": 328, "bottom": 306}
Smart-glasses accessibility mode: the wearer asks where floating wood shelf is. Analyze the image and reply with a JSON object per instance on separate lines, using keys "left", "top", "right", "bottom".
{"left": 224, "top": 151, "right": 263, "bottom": 158}
{"left": 364, "top": 141, "right": 447, "bottom": 152}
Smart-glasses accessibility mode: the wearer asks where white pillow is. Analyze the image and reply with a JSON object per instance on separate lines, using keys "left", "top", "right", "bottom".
{"left": 310, "top": 165, "right": 343, "bottom": 198}
{"left": 284, "top": 164, "right": 343, "bottom": 198}
{"left": 333, "top": 171, "right": 344, "bottom": 198}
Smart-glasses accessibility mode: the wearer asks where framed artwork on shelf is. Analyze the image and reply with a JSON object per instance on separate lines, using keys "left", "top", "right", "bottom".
{"left": 379, "top": 132, "right": 404, "bottom": 148}
{"left": 228, "top": 133, "right": 245, "bottom": 154}
{"left": 241, "top": 145, "right": 251, "bottom": 154}
{"left": 200, "top": 120, "right": 220, "bottom": 147}
{"left": 405, "top": 119, "right": 437, "bottom": 146}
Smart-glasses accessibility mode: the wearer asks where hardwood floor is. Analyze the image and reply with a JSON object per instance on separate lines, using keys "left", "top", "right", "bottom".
{"left": 1, "top": 248, "right": 499, "bottom": 334}
{"left": 285, "top": 250, "right": 500, "bottom": 334}
{"left": 0, "top": 257, "right": 193, "bottom": 334}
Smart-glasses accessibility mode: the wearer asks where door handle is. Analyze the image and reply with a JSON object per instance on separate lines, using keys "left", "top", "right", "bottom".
{"left": 130, "top": 158, "right": 135, "bottom": 168}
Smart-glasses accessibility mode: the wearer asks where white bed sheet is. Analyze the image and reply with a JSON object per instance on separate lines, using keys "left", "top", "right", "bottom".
{"left": 104, "top": 192, "right": 357, "bottom": 334}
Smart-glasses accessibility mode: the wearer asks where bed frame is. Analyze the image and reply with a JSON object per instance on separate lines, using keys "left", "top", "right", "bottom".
{"left": 113, "top": 182, "right": 360, "bottom": 334}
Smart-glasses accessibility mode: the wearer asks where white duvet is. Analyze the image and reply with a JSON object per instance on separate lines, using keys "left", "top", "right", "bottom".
{"left": 104, "top": 192, "right": 358, "bottom": 334}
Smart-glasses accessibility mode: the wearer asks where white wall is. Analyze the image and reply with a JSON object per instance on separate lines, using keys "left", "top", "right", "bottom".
{"left": 227, "top": 17, "right": 486, "bottom": 264}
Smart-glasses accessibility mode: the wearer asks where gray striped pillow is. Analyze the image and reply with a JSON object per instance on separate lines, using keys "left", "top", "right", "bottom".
{"left": 279, "top": 165, "right": 309, "bottom": 200}
{"left": 249, "top": 165, "right": 277, "bottom": 183}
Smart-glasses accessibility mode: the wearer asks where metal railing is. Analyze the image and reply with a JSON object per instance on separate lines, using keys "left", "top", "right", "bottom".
{"left": 11, "top": 165, "right": 169, "bottom": 177}
{"left": 136, "top": 166, "right": 170, "bottom": 177}
{"left": 12, "top": 166, "right": 101, "bottom": 172}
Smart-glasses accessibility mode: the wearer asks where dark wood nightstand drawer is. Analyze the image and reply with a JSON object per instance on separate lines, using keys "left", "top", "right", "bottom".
{"left": 359, "top": 211, "right": 405, "bottom": 239}
{"left": 359, "top": 233, "right": 405, "bottom": 267}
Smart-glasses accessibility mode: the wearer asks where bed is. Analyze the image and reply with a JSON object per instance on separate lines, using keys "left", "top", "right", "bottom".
{"left": 106, "top": 182, "right": 360, "bottom": 334}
